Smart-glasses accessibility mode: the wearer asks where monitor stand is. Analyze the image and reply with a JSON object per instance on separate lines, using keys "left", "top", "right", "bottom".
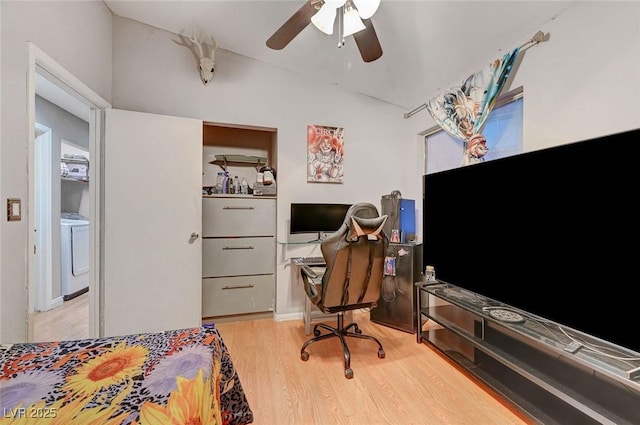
{"left": 306, "top": 232, "right": 329, "bottom": 243}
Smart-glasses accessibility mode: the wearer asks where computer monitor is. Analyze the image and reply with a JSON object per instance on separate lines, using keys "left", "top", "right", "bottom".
{"left": 290, "top": 203, "right": 351, "bottom": 241}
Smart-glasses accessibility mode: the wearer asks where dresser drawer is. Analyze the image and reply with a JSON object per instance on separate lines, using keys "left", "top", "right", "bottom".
{"left": 203, "top": 197, "right": 275, "bottom": 237}
{"left": 202, "top": 237, "right": 274, "bottom": 277}
{"left": 202, "top": 275, "right": 274, "bottom": 317}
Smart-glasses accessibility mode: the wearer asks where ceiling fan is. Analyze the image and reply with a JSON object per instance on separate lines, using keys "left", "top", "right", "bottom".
{"left": 266, "top": 0, "right": 383, "bottom": 63}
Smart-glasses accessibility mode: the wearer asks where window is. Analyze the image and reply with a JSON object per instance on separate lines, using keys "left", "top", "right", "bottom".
{"left": 424, "top": 88, "right": 523, "bottom": 175}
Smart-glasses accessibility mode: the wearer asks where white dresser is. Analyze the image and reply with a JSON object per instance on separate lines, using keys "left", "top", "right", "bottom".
{"left": 202, "top": 195, "right": 276, "bottom": 317}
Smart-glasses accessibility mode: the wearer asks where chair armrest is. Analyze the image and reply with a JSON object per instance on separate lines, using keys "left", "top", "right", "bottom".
{"left": 300, "top": 266, "right": 322, "bottom": 306}
{"left": 300, "top": 265, "right": 318, "bottom": 278}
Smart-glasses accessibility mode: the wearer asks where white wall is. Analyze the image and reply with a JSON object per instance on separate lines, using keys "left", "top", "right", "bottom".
{"left": 0, "top": 1, "right": 112, "bottom": 342}
{"left": 514, "top": 1, "right": 640, "bottom": 150}
{"left": 111, "top": 16, "right": 424, "bottom": 319}
{"left": 0, "top": 1, "right": 3, "bottom": 339}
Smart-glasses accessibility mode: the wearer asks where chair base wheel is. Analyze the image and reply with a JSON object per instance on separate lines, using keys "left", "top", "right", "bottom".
{"left": 300, "top": 314, "right": 386, "bottom": 378}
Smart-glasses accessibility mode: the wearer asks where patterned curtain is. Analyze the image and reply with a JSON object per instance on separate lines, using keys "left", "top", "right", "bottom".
{"left": 426, "top": 48, "right": 520, "bottom": 166}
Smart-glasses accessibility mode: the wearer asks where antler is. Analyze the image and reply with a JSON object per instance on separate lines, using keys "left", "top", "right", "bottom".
{"left": 208, "top": 36, "right": 218, "bottom": 60}
{"left": 189, "top": 30, "right": 206, "bottom": 58}
{"left": 173, "top": 33, "right": 201, "bottom": 65}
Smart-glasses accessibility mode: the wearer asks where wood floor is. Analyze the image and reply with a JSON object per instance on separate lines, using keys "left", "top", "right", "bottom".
{"left": 33, "top": 292, "right": 89, "bottom": 341}
{"left": 33, "top": 298, "right": 534, "bottom": 424}
{"left": 215, "top": 312, "right": 535, "bottom": 425}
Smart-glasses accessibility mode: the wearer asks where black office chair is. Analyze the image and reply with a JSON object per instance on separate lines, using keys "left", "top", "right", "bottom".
{"left": 299, "top": 203, "right": 389, "bottom": 379}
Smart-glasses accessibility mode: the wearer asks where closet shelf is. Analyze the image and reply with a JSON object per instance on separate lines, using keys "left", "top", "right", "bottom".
{"left": 62, "top": 177, "right": 89, "bottom": 183}
{"left": 209, "top": 154, "right": 267, "bottom": 171}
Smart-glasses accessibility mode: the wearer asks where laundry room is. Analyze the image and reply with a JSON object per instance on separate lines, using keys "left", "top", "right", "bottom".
{"left": 32, "top": 92, "right": 90, "bottom": 341}
{"left": 60, "top": 140, "right": 90, "bottom": 301}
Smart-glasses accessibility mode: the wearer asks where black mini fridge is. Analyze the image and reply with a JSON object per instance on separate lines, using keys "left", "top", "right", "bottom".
{"left": 370, "top": 242, "right": 423, "bottom": 333}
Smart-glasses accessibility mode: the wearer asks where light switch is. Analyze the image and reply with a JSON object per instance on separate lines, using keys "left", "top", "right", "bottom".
{"left": 7, "top": 198, "right": 21, "bottom": 221}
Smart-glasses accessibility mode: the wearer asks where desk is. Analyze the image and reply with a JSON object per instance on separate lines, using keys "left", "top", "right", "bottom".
{"left": 293, "top": 263, "right": 352, "bottom": 335}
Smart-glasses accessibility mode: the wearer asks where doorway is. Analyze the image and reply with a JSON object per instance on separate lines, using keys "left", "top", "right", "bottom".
{"left": 32, "top": 118, "right": 90, "bottom": 341}
{"left": 27, "top": 42, "right": 110, "bottom": 341}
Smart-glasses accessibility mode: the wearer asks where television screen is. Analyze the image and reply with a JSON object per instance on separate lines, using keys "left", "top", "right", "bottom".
{"left": 290, "top": 203, "right": 351, "bottom": 235}
{"left": 423, "top": 128, "right": 639, "bottom": 353}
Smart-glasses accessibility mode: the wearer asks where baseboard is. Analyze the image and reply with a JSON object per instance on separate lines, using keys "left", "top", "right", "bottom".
{"left": 202, "top": 311, "right": 273, "bottom": 324}
{"left": 50, "top": 296, "right": 64, "bottom": 309}
{"left": 274, "top": 312, "right": 304, "bottom": 322}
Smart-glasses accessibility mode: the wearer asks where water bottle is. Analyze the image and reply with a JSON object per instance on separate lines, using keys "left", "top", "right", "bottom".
{"left": 233, "top": 176, "right": 240, "bottom": 194}
{"left": 240, "top": 177, "right": 249, "bottom": 194}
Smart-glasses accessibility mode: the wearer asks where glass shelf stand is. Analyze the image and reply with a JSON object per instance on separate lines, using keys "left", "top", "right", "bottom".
{"left": 415, "top": 280, "right": 640, "bottom": 425}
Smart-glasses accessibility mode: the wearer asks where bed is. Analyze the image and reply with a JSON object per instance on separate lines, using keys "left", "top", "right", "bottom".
{"left": 0, "top": 325, "right": 253, "bottom": 424}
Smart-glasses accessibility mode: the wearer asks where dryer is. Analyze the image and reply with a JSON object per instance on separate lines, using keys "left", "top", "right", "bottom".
{"left": 60, "top": 218, "right": 89, "bottom": 300}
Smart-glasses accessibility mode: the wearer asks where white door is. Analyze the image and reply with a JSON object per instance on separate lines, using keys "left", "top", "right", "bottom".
{"left": 103, "top": 109, "right": 202, "bottom": 337}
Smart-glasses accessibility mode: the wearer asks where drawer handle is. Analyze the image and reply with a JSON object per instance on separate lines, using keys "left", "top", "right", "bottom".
{"left": 222, "top": 246, "right": 254, "bottom": 250}
{"left": 222, "top": 284, "right": 255, "bottom": 290}
{"left": 223, "top": 206, "right": 255, "bottom": 210}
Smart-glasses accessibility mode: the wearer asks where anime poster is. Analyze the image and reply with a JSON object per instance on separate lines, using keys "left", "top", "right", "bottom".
{"left": 307, "top": 124, "right": 344, "bottom": 183}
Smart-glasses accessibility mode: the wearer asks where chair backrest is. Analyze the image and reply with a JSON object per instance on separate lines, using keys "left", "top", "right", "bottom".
{"left": 319, "top": 203, "right": 389, "bottom": 311}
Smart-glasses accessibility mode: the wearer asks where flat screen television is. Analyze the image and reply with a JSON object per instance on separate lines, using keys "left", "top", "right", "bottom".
{"left": 423, "top": 128, "right": 640, "bottom": 354}
{"left": 290, "top": 203, "right": 351, "bottom": 240}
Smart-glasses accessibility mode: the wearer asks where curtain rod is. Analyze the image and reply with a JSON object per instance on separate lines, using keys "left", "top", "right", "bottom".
{"left": 403, "top": 31, "right": 549, "bottom": 119}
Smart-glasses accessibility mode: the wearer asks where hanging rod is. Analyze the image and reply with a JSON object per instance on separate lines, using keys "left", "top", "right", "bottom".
{"left": 403, "top": 31, "right": 549, "bottom": 119}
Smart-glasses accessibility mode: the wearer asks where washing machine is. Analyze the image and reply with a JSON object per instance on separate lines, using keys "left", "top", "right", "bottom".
{"left": 60, "top": 217, "right": 89, "bottom": 300}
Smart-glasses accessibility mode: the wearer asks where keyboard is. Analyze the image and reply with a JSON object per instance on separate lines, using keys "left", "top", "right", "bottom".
{"left": 296, "top": 256, "right": 326, "bottom": 266}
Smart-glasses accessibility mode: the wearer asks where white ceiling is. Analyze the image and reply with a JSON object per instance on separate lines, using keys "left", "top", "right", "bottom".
{"left": 103, "top": 0, "right": 577, "bottom": 110}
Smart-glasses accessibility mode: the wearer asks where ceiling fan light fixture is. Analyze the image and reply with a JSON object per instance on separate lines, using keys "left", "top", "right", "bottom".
{"left": 266, "top": 0, "right": 382, "bottom": 62}
{"left": 311, "top": 0, "right": 347, "bottom": 35}
{"left": 343, "top": 2, "right": 366, "bottom": 37}
{"left": 352, "top": 0, "right": 380, "bottom": 19}
{"left": 311, "top": 5, "right": 336, "bottom": 34}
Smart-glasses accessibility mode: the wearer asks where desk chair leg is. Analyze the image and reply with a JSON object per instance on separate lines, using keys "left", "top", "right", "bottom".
{"left": 338, "top": 333, "right": 352, "bottom": 378}
{"left": 300, "top": 312, "right": 385, "bottom": 379}
{"left": 344, "top": 321, "right": 361, "bottom": 334}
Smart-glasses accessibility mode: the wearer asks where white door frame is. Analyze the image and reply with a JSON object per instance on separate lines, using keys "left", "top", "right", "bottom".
{"left": 27, "top": 42, "right": 111, "bottom": 340}
{"left": 34, "top": 123, "right": 55, "bottom": 312}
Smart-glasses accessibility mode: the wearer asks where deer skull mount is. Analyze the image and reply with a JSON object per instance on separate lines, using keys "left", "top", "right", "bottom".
{"left": 175, "top": 32, "right": 218, "bottom": 86}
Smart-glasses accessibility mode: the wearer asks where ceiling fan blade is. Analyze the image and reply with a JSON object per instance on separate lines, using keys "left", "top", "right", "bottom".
{"left": 352, "top": 18, "right": 383, "bottom": 62}
{"left": 266, "top": 1, "right": 318, "bottom": 50}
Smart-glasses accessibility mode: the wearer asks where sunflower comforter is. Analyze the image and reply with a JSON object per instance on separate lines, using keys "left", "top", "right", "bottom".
{"left": 0, "top": 325, "right": 253, "bottom": 424}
